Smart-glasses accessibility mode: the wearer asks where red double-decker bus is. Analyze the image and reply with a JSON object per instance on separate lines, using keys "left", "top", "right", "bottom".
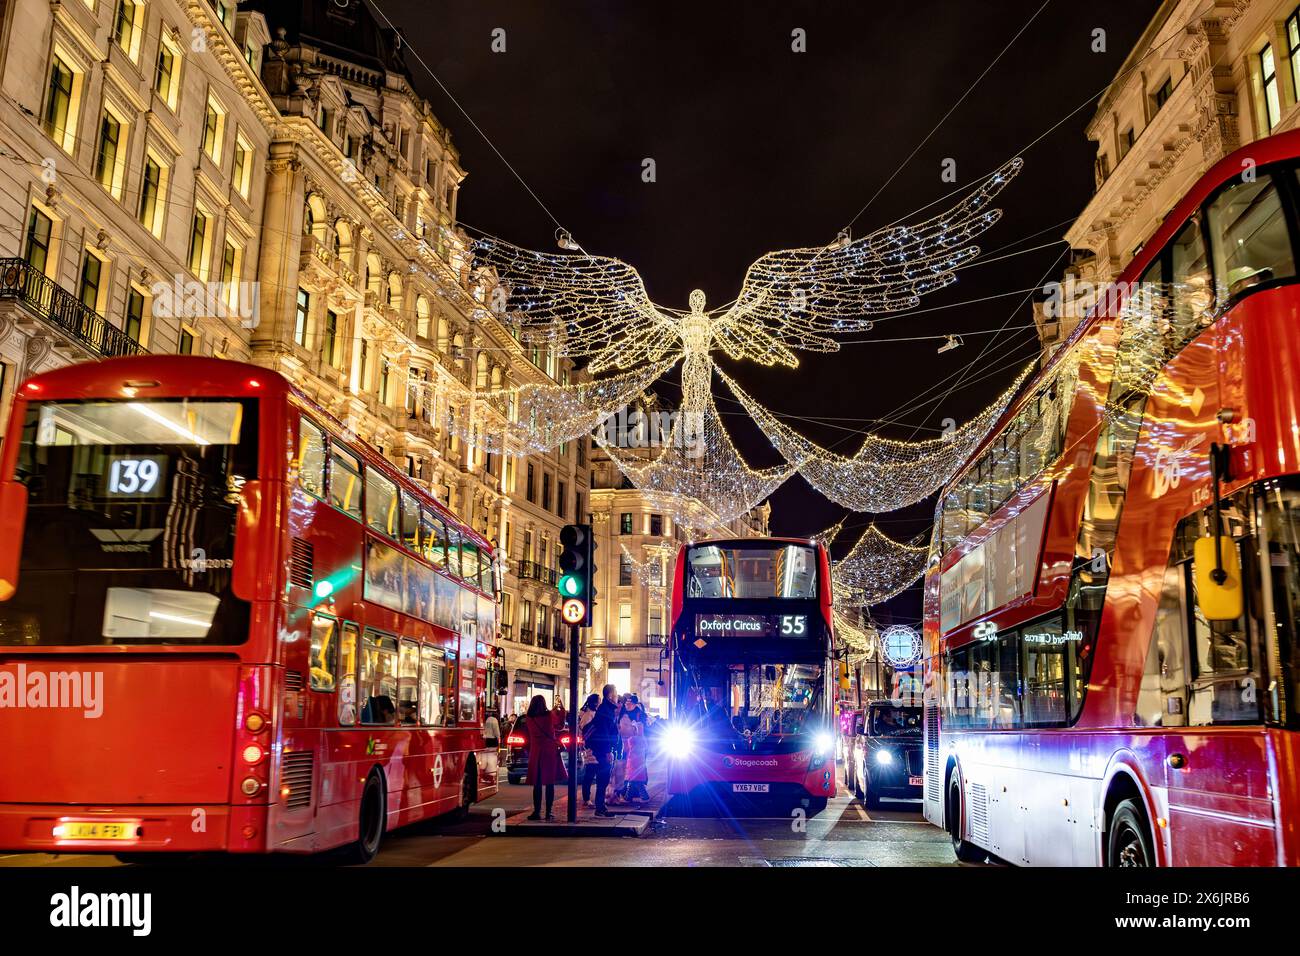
{"left": 924, "top": 129, "right": 1300, "bottom": 866}
{"left": 663, "top": 537, "right": 838, "bottom": 812}
{"left": 0, "top": 356, "right": 501, "bottom": 863}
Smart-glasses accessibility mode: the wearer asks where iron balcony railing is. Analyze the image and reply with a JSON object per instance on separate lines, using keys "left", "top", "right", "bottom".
{"left": 517, "top": 559, "right": 557, "bottom": 585}
{"left": 0, "top": 258, "right": 144, "bottom": 359}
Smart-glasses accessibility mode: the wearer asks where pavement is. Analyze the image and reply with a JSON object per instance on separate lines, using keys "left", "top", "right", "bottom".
{"left": 506, "top": 764, "right": 667, "bottom": 837}
{"left": 0, "top": 761, "right": 971, "bottom": 867}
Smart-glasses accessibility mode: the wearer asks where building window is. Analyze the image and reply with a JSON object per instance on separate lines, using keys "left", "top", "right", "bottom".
{"left": 154, "top": 35, "right": 180, "bottom": 109}
{"left": 542, "top": 472, "right": 552, "bottom": 511}
{"left": 619, "top": 552, "right": 633, "bottom": 587}
{"left": 178, "top": 327, "right": 195, "bottom": 355}
{"left": 187, "top": 210, "right": 210, "bottom": 278}
{"left": 1262, "top": 44, "right": 1282, "bottom": 131}
{"left": 138, "top": 155, "right": 165, "bottom": 237}
{"left": 322, "top": 309, "right": 339, "bottom": 366}
{"left": 44, "top": 53, "right": 77, "bottom": 152}
{"left": 94, "top": 109, "right": 123, "bottom": 198}
{"left": 1289, "top": 11, "right": 1300, "bottom": 112}
{"left": 618, "top": 603, "right": 632, "bottom": 645}
{"left": 1117, "top": 125, "right": 1135, "bottom": 161}
{"left": 294, "top": 288, "right": 310, "bottom": 347}
{"left": 232, "top": 136, "right": 251, "bottom": 198}
{"left": 244, "top": 39, "right": 260, "bottom": 73}
{"left": 526, "top": 463, "right": 536, "bottom": 503}
{"left": 221, "top": 240, "right": 241, "bottom": 312}
{"left": 1153, "top": 76, "right": 1173, "bottom": 111}
{"left": 202, "top": 94, "right": 225, "bottom": 162}
{"left": 124, "top": 286, "right": 146, "bottom": 344}
{"left": 23, "top": 207, "right": 53, "bottom": 275}
{"left": 380, "top": 359, "right": 392, "bottom": 405}
{"left": 214, "top": 0, "right": 235, "bottom": 33}
{"left": 574, "top": 491, "right": 584, "bottom": 522}
{"left": 78, "top": 252, "right": 103, "bottom": 314}
{"left": 112, "top": 0, "right": 143, "bottom": 61}
{"left": 649, "top": 514, "right": 663, "bottom": 537}
{"left": 557, "top": 480, "right": 567, "bottom": 518}
{"left": 620, "top": 512, "right": 634, "bottom": 535}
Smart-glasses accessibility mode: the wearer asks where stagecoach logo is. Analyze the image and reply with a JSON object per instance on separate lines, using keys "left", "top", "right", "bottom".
{"left": 723, "top": 757, "right": 779, "bottom": 768}
{"left": 1152, "top": 434, "right": 1207, "bottom": 498}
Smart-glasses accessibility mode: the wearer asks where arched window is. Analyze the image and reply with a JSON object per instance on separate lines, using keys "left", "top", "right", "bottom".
{"left": 490, "top": 365, "right": 503, "bottom": 388}
{"left": 365, "top": 252, "right": 382, "bottom": 297}
{"left": 335, "top": 220, "right": 352, "bottom": 262}
{"left": 416, "top": 295, "right": 431, "bottom": 338}
{"left": 387, "top": 272, "right": 403, "bottom": 311}
{"left": 305, "top": 194, "right": 328, "bottom": 244}
{"left": 476, "top": 351, "right": 488, "bottom": 388}
{"left": 436, "top": 315, "right": 449, "bottom": 354}
{"left": 452, "top": 332, "right": 465, "bottom": 368}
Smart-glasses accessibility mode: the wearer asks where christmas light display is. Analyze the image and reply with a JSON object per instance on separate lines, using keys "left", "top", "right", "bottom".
{"left": 716, "top": 362, "right": 1035, "bottom": 513}
{"left": 833, "top": 610, "right": 878, "bottom": 657}
{"left": 832, "top": 524, "right": 930, "bottom": 607}
{"left": 472, "top": 158, "right": 1023, "bottom": 420}
{"left": 811, "top": 516, "right": 846, "bottom": 548}
{"left": 618, "top": 541, "right": 679, "bottom": 588}
{"left": 412, "top": 356, "right": 679, "bottom": 456}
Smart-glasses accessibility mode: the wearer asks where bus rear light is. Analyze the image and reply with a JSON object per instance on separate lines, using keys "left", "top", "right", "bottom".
{"left": 241, "top": 825, "right": 257, "bottom": 840}
{"left": 241, "top": 777, "right": 262, "bottom": 796}
{"left": 242, "top": 744, "right": 265, "bottom": 765}
{"left": 245, "top": 713, "right": 266, "bottom": 733}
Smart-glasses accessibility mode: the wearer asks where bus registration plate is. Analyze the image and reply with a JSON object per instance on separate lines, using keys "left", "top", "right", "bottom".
{"left": 56, "top": 821, "right": 137, "bottom": 841}
{"left": 908, "top": 776, "right": 923, "bottom": 787}
{"left": 732, "top": 783, "right": 769, "bottom": 793}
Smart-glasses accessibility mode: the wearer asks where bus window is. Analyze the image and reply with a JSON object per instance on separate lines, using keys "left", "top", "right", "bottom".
{"left": 309, "top": 615, "right": 337, "bottom": 691}
{"left": 1207, "top": 172, "right": 1295, "bottom": 302}
{"left": 360, "top": 631, "right": 398, "bottom": 724}
{"left": 462, "top": 539, "right": 480, "bottom": 589}
{"left": 339, "top": 623, "right": 358, "bottom": 725}
{"left": 398, "top": 640, "right": 419, "bottom": 725}
{"left": 365, "top": 469, "right": 399, "bottom": 539}
{"left": 1169, "top": 216, "right": 1212, "bottom": 341}
{"left": 419, "top": 645, "right": 450, "bottom": 726}
{"left": 1136, "top": 561, "right": 1190, "bottom": 727}
{"left": 330, "top": 445, "right": 362, "bottom": 518}
{"left": 446, "top": 526, "right": 463, "bottom": 579}
{"left": 423, "top": 509, "right": 448, "bottom": 568}
{"left": 401, "top": 492, "right": 420, "bottom": 553}
{"left": 298, "top": 418, "right": 327, "bottom": 500}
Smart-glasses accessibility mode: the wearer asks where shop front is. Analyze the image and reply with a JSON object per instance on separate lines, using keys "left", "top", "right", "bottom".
{"left": 505, "top": 647, "right": 583, "bottom": 716}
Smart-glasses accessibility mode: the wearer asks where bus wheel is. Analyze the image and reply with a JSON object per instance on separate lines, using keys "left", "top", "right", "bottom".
{"left": 1108, "top": 799, "right": 1153, "bottom": 868}
{"left": 947, "top": 777, "right": 986, "bottom": 863}
{"left": 344, "top": 772, "right": 385, "bottom": 865}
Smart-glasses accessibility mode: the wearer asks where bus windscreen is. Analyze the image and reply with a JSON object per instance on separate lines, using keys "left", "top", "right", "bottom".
{"left": 0, "top": 399, "right": 257, "bottom": 646}
{"left": 685, "top": 543, "right": 817, "bottom": 599}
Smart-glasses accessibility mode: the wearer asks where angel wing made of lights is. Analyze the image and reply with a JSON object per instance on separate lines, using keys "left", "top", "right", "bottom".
{"left": 472, "top": 157, "right": 1023, "bottom": 375}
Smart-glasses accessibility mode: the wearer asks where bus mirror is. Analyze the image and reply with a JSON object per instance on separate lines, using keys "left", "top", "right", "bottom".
{"left": 0, "top": 481, "right": 28, "bottom": 601}
{"left": 1192, "top": 536, "right": 1243, "bottom": 621}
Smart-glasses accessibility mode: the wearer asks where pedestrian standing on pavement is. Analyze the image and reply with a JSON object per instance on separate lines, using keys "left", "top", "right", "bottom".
{"left": 524, "top": 695, "right": 565, "bottom": 821}
{"left": 552, "top": 699, "right": 567, "bottom": 731}
{"left": 586, "top": 684, "right": 621, "bottom": 817}
{"left": 483, "top": 710, "right": 502, "bottom": 750}
{"left": 610, "top": 694, "right": 630, "bottom": 804}
{"left": 620, "top": 694, "right": 649, "bottom": 804}
{"left": 578, "top": 693, "right": 601, "bottom": 808}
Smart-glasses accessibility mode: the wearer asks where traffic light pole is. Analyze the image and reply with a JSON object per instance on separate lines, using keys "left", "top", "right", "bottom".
{"left": 567, "top": 621, "right": 579, "bottom": 822}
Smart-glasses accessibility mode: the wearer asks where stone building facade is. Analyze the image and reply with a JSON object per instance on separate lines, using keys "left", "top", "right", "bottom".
{"left": 1035, "top": 0, "right": 1300, "bottom": 353}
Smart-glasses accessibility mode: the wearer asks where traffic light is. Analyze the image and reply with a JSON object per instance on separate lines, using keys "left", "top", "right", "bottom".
{"left": 557, "top": 523, "right": 596, "bottom": 627}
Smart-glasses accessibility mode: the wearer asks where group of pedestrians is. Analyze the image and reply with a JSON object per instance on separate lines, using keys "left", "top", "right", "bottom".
{"left": 578, "top": 685, "right": 651, "bottom": 815}
{"left": 517, "top": 683, "right": 653, "bottom": 820}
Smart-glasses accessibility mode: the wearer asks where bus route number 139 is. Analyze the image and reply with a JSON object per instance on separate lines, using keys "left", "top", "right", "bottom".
{"left": 779, "top": 614, "right": 807, "bottom": 636}
{"left": 108, "top": 457, "right": 163, "bottom": 496}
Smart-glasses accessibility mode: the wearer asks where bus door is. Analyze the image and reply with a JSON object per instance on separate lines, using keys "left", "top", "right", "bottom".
{"left": 1145, "top": 508, "right": 1276, "bottom": 865}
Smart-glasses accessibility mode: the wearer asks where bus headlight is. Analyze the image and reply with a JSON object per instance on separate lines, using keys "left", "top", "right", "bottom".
{"left": 664, "top": 725, "right": 695, "bottom": 759}
{"left": 875, "top": 748, "right": 894, "bottom": 766}
{"left": 814, "top": 731, "right": 833, "bottom": 755}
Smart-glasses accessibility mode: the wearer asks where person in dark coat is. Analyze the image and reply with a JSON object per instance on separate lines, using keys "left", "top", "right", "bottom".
{"left": 525, "top": 695, "right": 565, "bottom": 820}
{"left": 585, "top": 683, "right": 621, "bottom": 817}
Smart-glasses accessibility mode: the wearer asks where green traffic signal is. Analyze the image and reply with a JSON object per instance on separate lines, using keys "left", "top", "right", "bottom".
{"left": 558, "top": 573, "right": 583, "bottom": 598}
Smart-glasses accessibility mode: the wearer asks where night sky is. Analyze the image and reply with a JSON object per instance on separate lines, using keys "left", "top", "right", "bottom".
{"left": 374, "top": 0, "right": 1161, "bottom": 622}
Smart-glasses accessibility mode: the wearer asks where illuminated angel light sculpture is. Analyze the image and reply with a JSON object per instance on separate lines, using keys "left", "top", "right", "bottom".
{"left": 472, "top": 159, "right": 1024, "bottom": 519}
